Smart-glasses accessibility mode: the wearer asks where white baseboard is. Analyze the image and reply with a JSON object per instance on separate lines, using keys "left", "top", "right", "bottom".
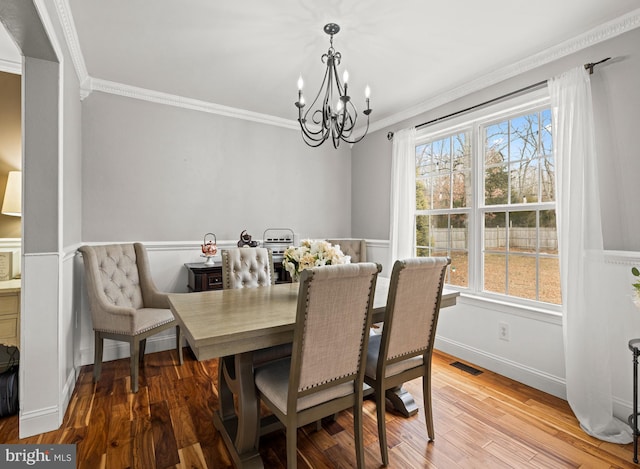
{"left": 19, "top": 406, "right": 60, "bottom": 439}
{"left": 434, "top": 335, "right": 568, "bottom": 400}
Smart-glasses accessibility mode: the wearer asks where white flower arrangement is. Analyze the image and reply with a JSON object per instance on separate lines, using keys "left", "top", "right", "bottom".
{"left": 282, "top": 239, "right": 350, "bottom": 281}
{"left": 633, "top": 267, "right": 640, "bottom": 309}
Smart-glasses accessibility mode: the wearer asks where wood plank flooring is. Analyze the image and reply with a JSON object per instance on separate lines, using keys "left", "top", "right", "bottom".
{"left": 0, "top": 348, "right": 636, "bottom": 468}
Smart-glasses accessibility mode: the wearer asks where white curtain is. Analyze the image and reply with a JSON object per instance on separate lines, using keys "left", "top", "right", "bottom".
{"left": 388, "top": 127, "right": 416, "bottom": 270}
{"left": 549, "top": 66, "right": 632, "bottom": 443}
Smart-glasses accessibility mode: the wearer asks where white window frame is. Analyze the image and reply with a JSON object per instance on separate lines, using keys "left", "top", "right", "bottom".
{"left": 414, "top": 88, "right": 561, "bottom": 313}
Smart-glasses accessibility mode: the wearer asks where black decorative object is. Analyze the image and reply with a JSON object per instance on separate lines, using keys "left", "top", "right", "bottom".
{"left": 237, "top": 230, "right": 259, "bottom": 248}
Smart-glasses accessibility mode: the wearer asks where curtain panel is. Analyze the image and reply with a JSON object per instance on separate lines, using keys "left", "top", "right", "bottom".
{"left": 388, "top": 128, "right": 416, "bottom": 270}
{"left": 550, "top": 66, "right": 631, "bottom": 443}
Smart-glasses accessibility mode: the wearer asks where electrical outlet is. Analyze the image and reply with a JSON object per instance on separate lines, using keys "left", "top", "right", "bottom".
{"left": 498, "top": 321, "right": 510, "bottom": 341}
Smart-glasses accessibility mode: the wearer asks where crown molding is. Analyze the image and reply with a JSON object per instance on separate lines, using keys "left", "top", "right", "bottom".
{"left": 53, "top": 0, "right": 92, "bottom": 95}
{"left": 0, "top": 57, "right": 21, "bottom": 75}
{"left": 52, "top": 1, "right": 640, "bottom": 134}
{"left": 88, "top": 78, "right": 300, "bottom": 130}
{"left": 369, "top": 8, "right": 640, "bottom": 134}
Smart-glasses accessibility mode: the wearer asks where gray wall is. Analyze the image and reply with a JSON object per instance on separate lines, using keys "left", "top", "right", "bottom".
{"left": 81, "top": 92, "right": 353, "bottom": 242}
{"left": 352, "top": 26, "right": 640, "bottom": 252}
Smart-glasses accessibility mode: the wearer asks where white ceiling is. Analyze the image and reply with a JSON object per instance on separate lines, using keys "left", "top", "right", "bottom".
{"left": 6, "top": 1, "right": 640, "bottom": 129}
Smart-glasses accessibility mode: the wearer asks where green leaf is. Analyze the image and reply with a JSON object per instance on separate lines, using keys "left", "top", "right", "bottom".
{"left": 633, "top": 267, "right": 640, "bottom": 277}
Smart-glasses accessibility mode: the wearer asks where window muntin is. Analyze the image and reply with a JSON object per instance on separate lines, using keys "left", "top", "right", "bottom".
{"left": 414, "top": 100, "right": 560, "bottom": 307}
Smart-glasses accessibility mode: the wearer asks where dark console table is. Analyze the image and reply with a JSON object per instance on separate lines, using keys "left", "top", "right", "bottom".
{"left": 185, "top": 262, "right": 292, "bottom": 292}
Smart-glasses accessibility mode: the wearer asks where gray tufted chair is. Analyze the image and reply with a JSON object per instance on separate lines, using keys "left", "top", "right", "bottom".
{"left": 221, "top": 247, "right": 275, "bottom": 289}
{"left": 79, "top": 243, "right": 182, "bottom": 393}
{"left": 326, "top": 239, "right": 367, "bottom": 262}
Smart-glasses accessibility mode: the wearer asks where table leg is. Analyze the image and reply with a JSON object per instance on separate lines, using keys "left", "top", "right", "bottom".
{"left": 214, "top": 352, "right": 263, "bottom": 469}
{"left": 386, "top": 386, "right": 419, "bottom": 417}
{"left": 633, "top": 346, "right": 639, "bottom": 464}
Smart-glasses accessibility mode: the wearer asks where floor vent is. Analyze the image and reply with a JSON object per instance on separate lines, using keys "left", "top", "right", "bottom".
{"left": 450, "top": 361, "right": 483, "bottom": 376}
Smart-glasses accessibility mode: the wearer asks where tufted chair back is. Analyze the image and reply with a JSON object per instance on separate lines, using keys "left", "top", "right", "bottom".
{"left": 221, "top": 247, "right": 275, "bottom": 289}
{"left": 91, "top": 244, "right": 144, "bottom": 310}
{"left": 326, "top": 239, "right": 367, "bottom": 263}
{"left": 80, "top": 243, "right": 171, "bottom": 333}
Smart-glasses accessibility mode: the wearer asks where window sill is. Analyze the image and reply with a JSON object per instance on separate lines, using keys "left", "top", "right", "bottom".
{"left": 454, "top": 290, "right": 562, "bottom": 325}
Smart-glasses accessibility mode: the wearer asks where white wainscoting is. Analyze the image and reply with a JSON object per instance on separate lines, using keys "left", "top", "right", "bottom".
{"left": 71, "top": 241, "right": 640, "bottom": 422}
{"left": 20, "top": 252, "right": 61, "bottom": 438}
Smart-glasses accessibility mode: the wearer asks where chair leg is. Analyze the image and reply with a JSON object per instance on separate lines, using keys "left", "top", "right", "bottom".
{"left": 130, "top": 337, "right": 140, "bottom": 393}
{"left": 377, "top": 383, "right": 389, "bottom": 466}
{"left": 286, "top": 424, "right": 297, "bottom": 469}
{"left": 139, "top": 338, "right": 147, "bottom": 364}
{"left": 424, "top": 364, "right": 435, "bottom": 441}
{"left": 93, "top": 331, "right": 103, "bottom": 382}
{"left": 353, "top": 400, "right": 365, "bottom": 469}
{"left": 176, "top": 325, "right": 183, "bottom": 365}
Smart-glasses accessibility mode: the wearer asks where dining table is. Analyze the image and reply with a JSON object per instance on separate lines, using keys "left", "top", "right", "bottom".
{"left": 168, "top": 276, "right": 459, "bottom": 469}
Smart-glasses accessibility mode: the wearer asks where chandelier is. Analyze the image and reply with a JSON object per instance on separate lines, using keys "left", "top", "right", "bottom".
{"left": 295, "top": 23, "right": 372, "bottom": 148}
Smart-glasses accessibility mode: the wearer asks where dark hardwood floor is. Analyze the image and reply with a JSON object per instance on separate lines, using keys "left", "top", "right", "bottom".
{"left": 0, "top": 348, "right": 636, "bottom": 468}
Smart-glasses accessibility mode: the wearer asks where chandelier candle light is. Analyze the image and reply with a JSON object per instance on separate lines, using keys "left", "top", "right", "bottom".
{"left": 295, "top": 23, "right": 372, "bottom": 148}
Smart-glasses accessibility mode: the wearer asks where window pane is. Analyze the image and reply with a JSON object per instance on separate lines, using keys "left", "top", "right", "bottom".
{"left": 485, "top": 164, "right": 508, "bottom": 205}
{"left": 539, "top": 256, "right": 561, "bottom": 304}
{"left": 541, "top": 157, "right": 555, "bottom": 202}
{"left": 540, "top": 109, "right": 553, "bottom": 157}
{"left": 507, "top": 254, "right": 537, "bottom": 300}
{"left": 431, "top": 215, "right": 449, "bottom": 251}
{"left": 510, "top": 160, "right": 539, "bottom": 204}
{"left": 540, "top": 209, "right": 557, "bottom": 255}
{"left": 416, "top": 215, "right": 430, "bottom": 248}
{"left": 432, "top": 175, "right": 451, "bottom": 209}
{"left": 510, "top": 114, "right": 538, "bottom": 161}
{"left": 485, "top": 122, "right": 508, "bottom": 165}
{"left": 453, "top": 132, "right": 470, "bottom": 171}
{"left": 432, "top": 137, "right": 451, "bottom": 174}
{"left": 485, "top": 212, "right": 506, "bottom": 252}
{"left": 450, "top": 250, "right": 468, "bottom": 288}
{"left": 453, "top": 171, "right": 471, "bottom": 208}
{"left": 416, "top": 143, "right": 433, "bottom": 177}
{"left": 416, "top": 178, "right": 432, "bottom": 210}
{"left": 509, "top": 211, "right": 536, "bottom": 253}
{"left": 484, "top": 253, "right": 506, "bottom": 294}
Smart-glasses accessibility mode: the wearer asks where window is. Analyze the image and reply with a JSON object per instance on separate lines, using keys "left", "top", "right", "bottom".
{"left": 415, "top": 94, "right": 561, "bottom": 306}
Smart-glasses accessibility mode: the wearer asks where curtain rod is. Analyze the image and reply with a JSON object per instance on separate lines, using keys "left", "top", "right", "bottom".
{"left": 387, "top": 57, "right": 611, "bottom": 141}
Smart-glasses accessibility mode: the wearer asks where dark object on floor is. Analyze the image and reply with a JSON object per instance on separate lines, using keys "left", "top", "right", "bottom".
{"left": 450, "top": 361, "right": 483, "bottom": 376}
{"left": 0, "top": 350, "right": 18, "bottom": 417}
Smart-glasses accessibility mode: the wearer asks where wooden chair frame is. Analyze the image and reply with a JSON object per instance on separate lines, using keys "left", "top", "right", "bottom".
{"left": 366, "top": 257, "right": 450, "bottom": 465}
{"left": 256, "top": 263, "right": 381, "bottom": 469}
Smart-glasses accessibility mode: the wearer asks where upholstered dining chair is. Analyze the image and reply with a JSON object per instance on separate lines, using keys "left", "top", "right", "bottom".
{"left": 79, "top": 243, "right": 182, "bottom": 393}
{"left": 326, "top": 238, "right": 367, "bottom": 262}
{"left": 365, "top": 256, "right": 450, "bottom": 466}
{"left": 220, "top": 247, "right": 289, "bottom": 366}
{"left": 254, "top": 262, "right": 381, "bottom": 469}
{"left": 221, "top": 247, "right": 275, "bottom": 289}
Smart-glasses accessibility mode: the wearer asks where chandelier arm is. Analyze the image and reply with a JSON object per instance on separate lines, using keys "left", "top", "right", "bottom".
{"left": 302, "top": 66, "right": 331, "bottom": 128}
{"left": 340, "top": 114, "right": 371, "bottom": 145}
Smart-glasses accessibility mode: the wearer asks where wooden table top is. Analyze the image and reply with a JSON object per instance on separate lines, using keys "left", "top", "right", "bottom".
{"left": 169, "top": 278, "right": 459, "bottom": 360}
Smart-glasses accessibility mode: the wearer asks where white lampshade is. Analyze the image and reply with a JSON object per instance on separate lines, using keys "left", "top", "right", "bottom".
{"left": 1, "top": 171, "right": 21, "bottom": 217}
